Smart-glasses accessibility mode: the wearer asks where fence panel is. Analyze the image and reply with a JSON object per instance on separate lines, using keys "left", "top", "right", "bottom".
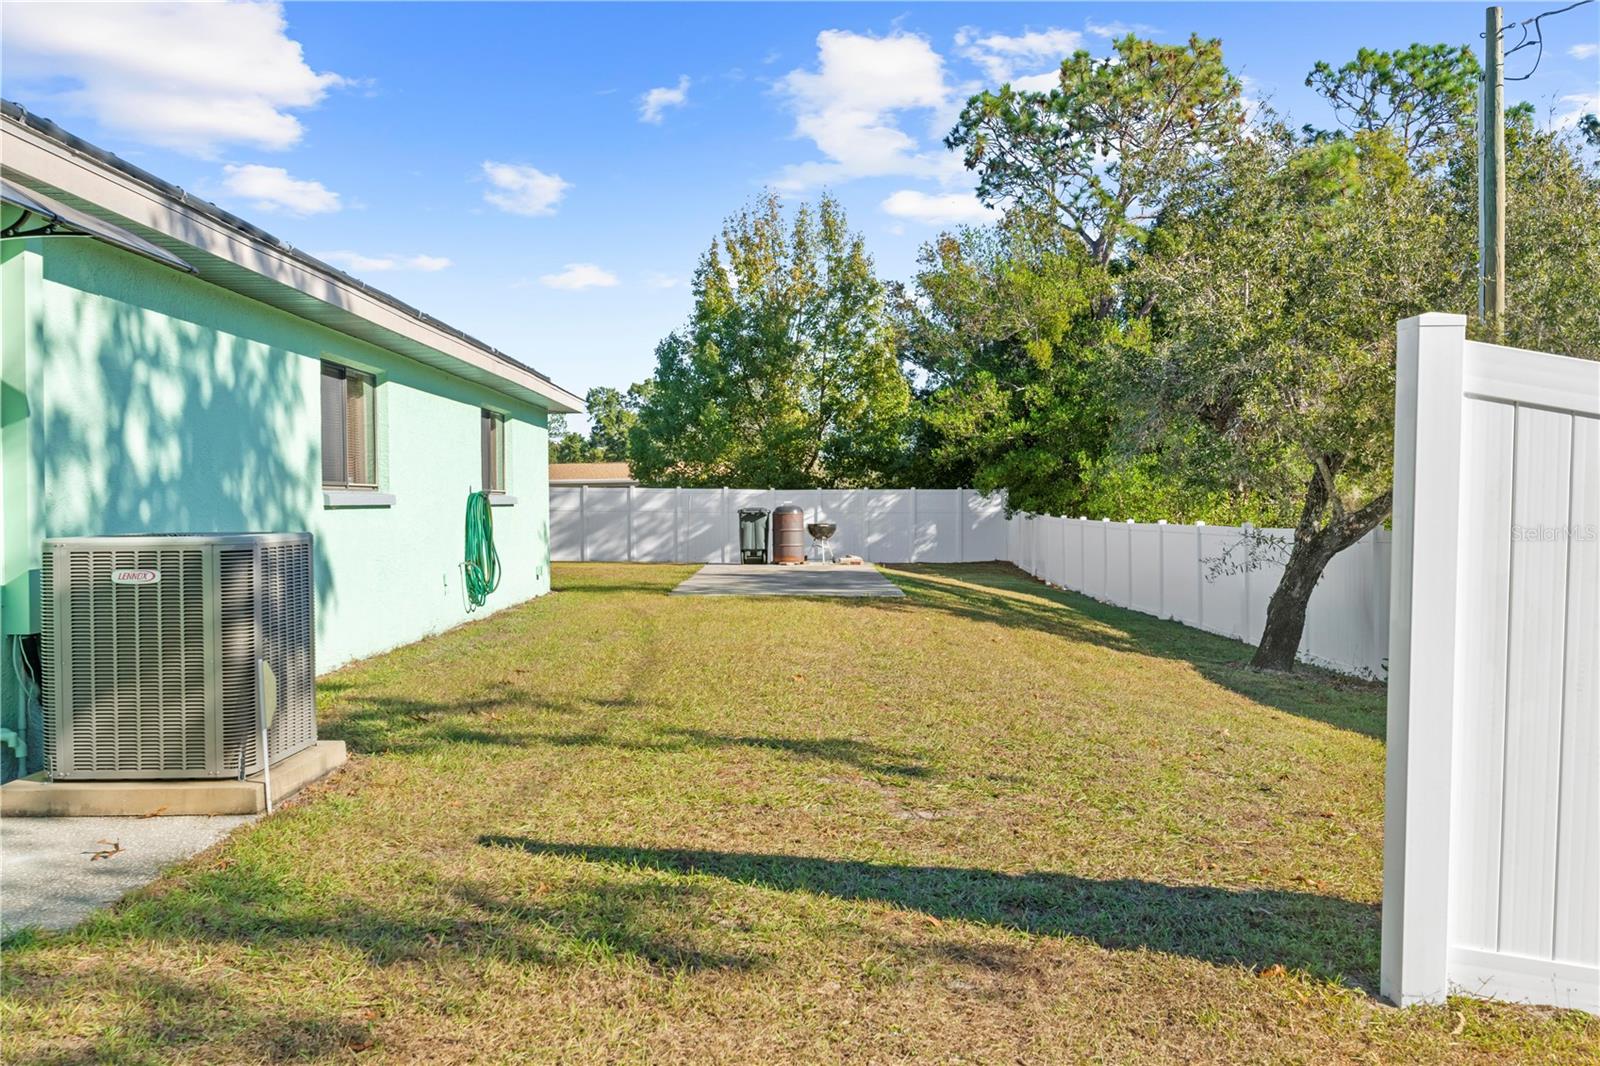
{"left": 1160, "top": 524, "right": 1201, "bottom": 627}
{"left": 1081, "top": 521, "right": 1107, "bottom": 601}
{"left": 913, "top": 489, "right": 963, "bottom": 563}
{"left": 1129, "top": 523, "right": 1163, "bottom": 615}
{"left": 966, "top": 491, "right": 1009, "bottom": 562}
{"left": 1383, "top": 314, "right": 1598, "bottom": 1015}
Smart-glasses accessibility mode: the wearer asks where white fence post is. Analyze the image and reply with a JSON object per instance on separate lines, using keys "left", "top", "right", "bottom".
{"left": 958, "top": 488, "right": 967, "bottom": 562}
{"left": 1381, "top": 313, "right": 1469, "bottom": 1007}
{"left": 1195, "top": 521, "right": 1206, "bottom": 631}
{"left": 1126, "top": 519, "right": 1135, "bottom": 607}
{"left": 1157, "top": 520, "right": 1167, "bottom": 618}
{"left": 1241, "top": 521, "right": 1253, "bottom": 640}
{"left": 579, "top": 485, "right": 588, "bottom": 563}
{"left": 625, "top": 485, "right": 635, "bottom": 563}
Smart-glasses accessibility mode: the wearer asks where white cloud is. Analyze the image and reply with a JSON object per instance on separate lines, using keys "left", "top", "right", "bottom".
{"left": 1085, "top": 19, "right": 1157, "bottom": 40}
{"left": 956, "top": 26, "right": 1081, "bottom": 86}
{"left": 1011, "top": 71, "right": 1061, "bottom": 93}
{"left": 316, "top": 250, "right": 451, "bottom": 273}
{"left": 881, "top": 189, "right": 996, "bottom": 226}
{"left": 639, "top": 75, "right": 690, "bottom": 123}
{"left": 775, "top": 30, "right": 955, "bottom": 189}
{"left": 1568, "top": 43, "right": 1598, "bottom": 60}
{"left": 481, "top": 161, "right": 570, "bottom": 216}
{"left": 539, "top": 263, "right": 619, "bottom": 290}
{"left": 220, "top": 163, "right": 340, "bottom": 215}
{"left": 1553, "top": 91, "right": 1600, "bottom": 130}
{"left": 1, "top": 1, "right": 344, "bottom": 156}
{"left": 645, "top": 273, "right": 684, "bottom": 289}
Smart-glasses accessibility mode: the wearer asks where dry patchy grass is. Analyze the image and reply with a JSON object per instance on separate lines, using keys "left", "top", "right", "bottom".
{"left": 2, "top": 562, "right": 1595, "bottom": 1064}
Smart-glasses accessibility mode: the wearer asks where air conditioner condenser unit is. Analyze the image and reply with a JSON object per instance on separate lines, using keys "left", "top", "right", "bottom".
{"left": 40, "top": 532, "right": 317, "bottom": 780}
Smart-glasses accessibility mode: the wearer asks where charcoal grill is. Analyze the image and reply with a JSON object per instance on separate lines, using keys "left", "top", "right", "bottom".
{"left": 806, "top": 521, "right": 838, "bottom": 563}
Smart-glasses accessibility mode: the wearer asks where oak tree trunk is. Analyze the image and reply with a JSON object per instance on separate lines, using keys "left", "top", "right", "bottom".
{"left": 1251, "top": 531, "right": 1338, "bottom": 671}
{"left": 1250, "top": 466, "right": 1393, "bottom": 672}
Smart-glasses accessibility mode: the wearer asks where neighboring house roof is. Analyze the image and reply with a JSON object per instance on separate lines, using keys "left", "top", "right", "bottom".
{"left": 0, "top": 100, "right": 582, "bottom": 414}
{"left": 549, "top": 462, "right": 636, "bottom": 485}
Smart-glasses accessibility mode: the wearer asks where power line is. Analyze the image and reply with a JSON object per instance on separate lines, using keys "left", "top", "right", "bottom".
{"left": 1481, "top": 0, "right": 1596, "bottom": 81}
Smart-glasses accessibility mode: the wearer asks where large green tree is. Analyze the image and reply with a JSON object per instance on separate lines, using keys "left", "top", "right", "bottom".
{"left": 1138, "top": 125, "right": 1461, "bottom": 669}
{"left": 947, "top": 33, "right": 1245, "bottom": 274}
{"left": 1304, "top": 43, "right": 1479, "bottom": 160}
{"left": 550, "top": 386, "right": 648, "bottom": 464}
{"left": 1141, "top": 46, "right": 1600, "bottom": 670}
{"left": 905, "top": 33, "right": 1248, "bottom": 513}
{"left": 895, "top": 212, "right": 1121, "bottom": 515}
{"left": 631, "top": 194, "right": 910, "bottom": 487}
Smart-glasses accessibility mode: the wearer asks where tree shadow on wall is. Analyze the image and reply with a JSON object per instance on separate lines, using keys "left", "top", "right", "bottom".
{"left": 35, "top": 246, "right": 337, "bottom": 614}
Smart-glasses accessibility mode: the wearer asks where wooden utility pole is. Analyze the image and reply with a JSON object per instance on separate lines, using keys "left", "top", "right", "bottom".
{"left": 1481, "top": 6, "right": 1506, "bottom": 339}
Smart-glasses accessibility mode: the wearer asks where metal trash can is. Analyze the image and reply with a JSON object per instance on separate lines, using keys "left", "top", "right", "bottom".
{"left": 738, "top": 508, "right": 770, "bottom": 564}
{"left": 772, "top": 505, "right": 806, "bottom": 565}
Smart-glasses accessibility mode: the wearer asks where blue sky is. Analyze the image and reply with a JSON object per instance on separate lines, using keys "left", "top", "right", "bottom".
{"left": 4, "top": 2, "right": 1596, "bottom": 425}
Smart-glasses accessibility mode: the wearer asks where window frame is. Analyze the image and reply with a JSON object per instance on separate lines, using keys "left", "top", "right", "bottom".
{"left": 481, "top": 408, "right": 507, "bottom": 494}
{"left": 320, "top": 361, "right": 379, "bottom": 490}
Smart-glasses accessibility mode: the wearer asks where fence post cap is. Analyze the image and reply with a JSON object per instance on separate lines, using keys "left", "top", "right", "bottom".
{"left": 1158, "top": 519, "right": 1168, "bottom": 525}
{"left": 1196, "top": 520, "right": 1206, "bottom": 526}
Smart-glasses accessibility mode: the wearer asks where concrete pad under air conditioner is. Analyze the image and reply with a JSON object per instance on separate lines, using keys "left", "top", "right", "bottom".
{"left": 0, "top": 740, "right": 347, "bottom": 817}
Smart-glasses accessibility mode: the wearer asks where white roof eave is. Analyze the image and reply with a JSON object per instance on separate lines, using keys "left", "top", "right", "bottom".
{"left": 0, "top": 117, "right": 582, "bottom": 414}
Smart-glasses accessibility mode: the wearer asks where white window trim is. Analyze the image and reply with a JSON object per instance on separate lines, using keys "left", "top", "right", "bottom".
{"left": 324, "top": 490, "right": 397, "bottom": 509}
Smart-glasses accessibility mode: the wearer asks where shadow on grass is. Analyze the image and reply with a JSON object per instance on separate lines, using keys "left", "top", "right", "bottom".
{"left": 318, "top": 684, "right": 653, "bottom": 756}
{"left": 868, "top": 564, "right": 1386, "bottom": 739}
{"left": 320, "top": 686, "right": 929, "bottom": 779}
{"left": 532, "top": 727, "right": 930, "bottom": 779}
{"left": 5, "top": 852, "right": 755, "bottom": 975}
{"left": 2, "top": 964, "right": 371, "bottom": 1063}
{"left": 2, "top": 853, "right": 756, "bottom": 1060}
{"left": 482, "top": 837, "right": 1381, "bottom": 991}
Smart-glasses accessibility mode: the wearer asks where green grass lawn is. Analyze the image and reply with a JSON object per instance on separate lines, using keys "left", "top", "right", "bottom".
{"left": 4, "top": 562, "right": 1596, "bottom": 1063}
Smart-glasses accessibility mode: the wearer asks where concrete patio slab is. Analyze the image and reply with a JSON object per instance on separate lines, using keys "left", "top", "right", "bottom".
{"left": 670, "top": 563, "right": 905, "bottom": 598}
{"left": 1, "top": 813, "right": 253, "bottom": 934}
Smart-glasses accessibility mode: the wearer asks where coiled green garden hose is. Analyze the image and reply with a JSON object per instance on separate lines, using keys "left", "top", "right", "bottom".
{"left": 463, "top": 490, "right": 501, "bottom": 610}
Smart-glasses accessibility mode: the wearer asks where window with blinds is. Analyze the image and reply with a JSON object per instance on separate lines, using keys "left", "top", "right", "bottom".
{"left": 481, "top": 409, "right": 506, "bottom": 493}
{"left": 321, "top": 362, "right": 377, "bottom": 489}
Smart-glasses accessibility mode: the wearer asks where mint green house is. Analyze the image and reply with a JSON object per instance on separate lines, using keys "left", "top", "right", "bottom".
{"left": 0, "top": 103, "right": 582, "bottom": 780}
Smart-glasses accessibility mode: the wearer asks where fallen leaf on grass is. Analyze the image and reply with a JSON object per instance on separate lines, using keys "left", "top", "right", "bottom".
{"left": 1259, "top": 964, "right": 1287, "bottom": 979}
{"left": 91, "top": 840, "right": 123, "bottom": 861}
{"left": 1450, "top": 1011, "right": 1466, "bottom": 1036}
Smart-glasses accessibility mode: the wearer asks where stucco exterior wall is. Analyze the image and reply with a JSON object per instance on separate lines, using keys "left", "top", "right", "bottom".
{"left": 1, "top": 236, "right": 553, "bottom": 776}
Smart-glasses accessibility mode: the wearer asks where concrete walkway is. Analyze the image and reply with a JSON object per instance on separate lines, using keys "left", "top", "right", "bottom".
{"left": 670, "top": 563, "right": 905, "bottom": 598}
{"left": 1, "top": 814, "right": 253, "bottom": 934}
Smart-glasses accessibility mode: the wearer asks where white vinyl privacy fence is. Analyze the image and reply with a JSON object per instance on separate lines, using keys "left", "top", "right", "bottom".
{"left": 1006, "top": 516, "right": 1390, "bottom": 677}
{"left": 1384, "top": 314, "right": 1598, "bottom": 1015}
{"left": 553, "top": 485, "right": 1389, "bottom": 676}
{"left": 551, "top": 487, "right": 1011, "bottom": 565}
